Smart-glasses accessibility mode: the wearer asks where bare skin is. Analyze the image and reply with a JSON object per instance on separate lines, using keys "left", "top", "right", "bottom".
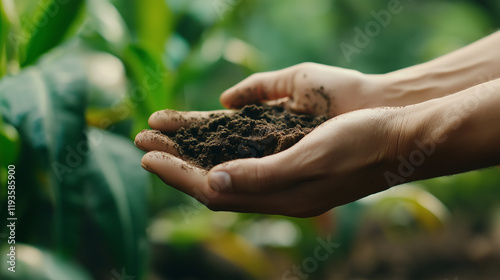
{"left": 136, "top": 31, "right": 500, "bottom": 217}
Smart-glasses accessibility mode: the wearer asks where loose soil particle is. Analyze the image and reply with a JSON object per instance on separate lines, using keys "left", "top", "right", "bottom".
{"left": 168, "top": 105, "right": 328, "bottom": 170}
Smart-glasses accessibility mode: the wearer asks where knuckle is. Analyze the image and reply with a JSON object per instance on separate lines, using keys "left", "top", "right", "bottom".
{"left": 227, "top": 159, "right": 276, "bottom": 193}
{"left": 289, "top": 102, "right": 313, "bottom": 115}
{"left": 297, "top": 62, "right": 312, "bottom": 68}
{"left": 295, "top": 62, "right": 317, "bottom": 71}
{"left": 249, "top": 72, "right": 264, "bottom": 81}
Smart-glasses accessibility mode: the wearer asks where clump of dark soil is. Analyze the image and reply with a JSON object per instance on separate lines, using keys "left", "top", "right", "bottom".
{"left": 168, "top": 105, "right": 328, "bottom": 170}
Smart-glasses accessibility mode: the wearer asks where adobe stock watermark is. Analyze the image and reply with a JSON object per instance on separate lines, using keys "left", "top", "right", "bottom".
{"left": 282, "top": 235, "right": 340, "bottom": 280}
{"left": 9, "top": 0, "right": 71, "bottom": 52}
{"left": 384, "top": 78, "right": 498, "bottom": 186}
{"left": 340, "top": 0, "right": 410, "bottom": 63}
{"left": 211, "top": 0, "right": 244, "bottom": 20}
{"left": 51, "top": 64, "right": 169, "bottom": 183}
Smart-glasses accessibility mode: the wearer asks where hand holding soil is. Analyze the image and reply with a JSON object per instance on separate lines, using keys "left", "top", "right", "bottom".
{"left": 134, "top": 63, "right": 401, "bottom": 216}
{"left": 136, "top": 105, "right": 328, "bottom": 170}
{"left": 135, "top": 32, "right": 500, "bottom": 217}
{"left": 136, "top": 105, "right": 405, "bottom": 217}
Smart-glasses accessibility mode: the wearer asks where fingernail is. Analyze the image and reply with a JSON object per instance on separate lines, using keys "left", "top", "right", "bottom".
{"left": 141, "top": 163, "right": 154, "bottom": 173}
{"left": 209, "top": 171, "right": 232, "bottom": 192}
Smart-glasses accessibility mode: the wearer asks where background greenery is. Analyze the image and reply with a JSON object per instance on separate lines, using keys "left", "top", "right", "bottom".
{"left": 0, "top": 0, "right": 499, "bottom": 279}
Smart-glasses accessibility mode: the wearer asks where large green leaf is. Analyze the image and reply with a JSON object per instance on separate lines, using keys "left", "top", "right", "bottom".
{"left": 0, "top": 52, "right": 88, "bottom": 254}
{"left": 21, "top": 0, "right": 85, "bottom": 66}
{"left": 0, "top": 49, "right": 149, "bottom": 278}
{"left": 84, "top": 128, "right": 149, "bottom": 278}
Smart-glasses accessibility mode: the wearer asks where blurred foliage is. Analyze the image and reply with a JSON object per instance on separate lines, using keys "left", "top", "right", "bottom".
{"left": 0, "top": 0, "right": 499, "bottom": 279}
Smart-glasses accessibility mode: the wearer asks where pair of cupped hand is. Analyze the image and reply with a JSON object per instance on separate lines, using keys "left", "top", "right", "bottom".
{"left": 134, "top": 63, "right": 406, "bottom": 217}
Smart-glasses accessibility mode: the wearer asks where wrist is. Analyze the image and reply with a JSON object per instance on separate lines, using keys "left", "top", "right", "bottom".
{"left": 371, "top": 69, "right": 447, "bottom": 107}
{"left": 387, "top": 80, "right": 500, "bottom": 184}
{"left": 373, "top": 55, "right": 496, "bottom": 108}
{"left": 356, "top": 71, "right": 429, "bottom": 109}
{"left": 349, "top": 71, "right": 387, "bottom": 111}
{"left": 382, "top": 97, "right": 452, "bottom": 186}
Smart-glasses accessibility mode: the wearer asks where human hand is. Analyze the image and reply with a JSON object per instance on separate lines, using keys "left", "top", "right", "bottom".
{"left": 135, "top": 106, "right": 407, "bottom": 217}
{"left": 219, "top": 62, "right": 380, "bottom": 117}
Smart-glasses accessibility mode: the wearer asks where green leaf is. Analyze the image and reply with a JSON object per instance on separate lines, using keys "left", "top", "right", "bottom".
{"left": 21, "top": 0, "right": 85, "bottom": 66}
{"left": 0, "top": 52, "right": 87, "bottom": 179}
{"left": 122, "top": 44, "right": 173, "bottom": 135}
{"left": 135, "top": 0, "right": 173, "bottom": 53}
{"left": 0, "top": 49, "right": 149, "bottom": 277}
{"left": 84, "top": 0, "right": 130, "bottom": 54}
{"left": 108, "top": 0, "right": 173, "bottom": 46}
{"left": 0, "top": 52, "right": 88, "bottom": 254}
{"left": 0, "top": 0, "right": 10, "bottom": 77}
{"left": 84, "top": 128, "right": 149, "bottom": 277}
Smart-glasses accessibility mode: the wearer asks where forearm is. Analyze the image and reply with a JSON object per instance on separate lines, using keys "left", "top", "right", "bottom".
{"left": 372, "top": 31, "right": 500, "bottom": 107}
{"left": 396, "top": 78, "right": 500, "bottom": 183}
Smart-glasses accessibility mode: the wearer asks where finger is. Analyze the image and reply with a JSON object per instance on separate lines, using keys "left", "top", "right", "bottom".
{"left": 207, "top": 151, "right": 298, "bottom": 194}
{"left": 220, "top": 68, "right": 295, "bottom": 109}
{"left": 284, "top": 99, "right": 316, "bottom": 115}
{"left": 264, "top": 97, "right": 290, "bottom": 107}
{"left": 142, "top": 153, "right": 328, "bottom": 217}
{"left": 207, "top": 180, "right": 331, "bottom": 217}
{"left": 141, "top": 151, "right": 215, "bottom": 199}
{"left": 148, "top": 109, "right": 234, "bottom": 132}
{"left": 265, "top": 97, "right": 317, "bottom": 115}
{"left": 141, "top": 151, "right": 325, "bottom": 217}
{"left": 134, "top": 130, "right": 180, "bottom": 157}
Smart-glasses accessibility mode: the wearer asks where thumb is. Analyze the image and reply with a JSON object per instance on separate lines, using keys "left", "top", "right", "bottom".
{"left": 220, "top": 68, "right": 295, "bottom": 109}
{"left": 208, "top": 154, "right": 294, "bottom": 194}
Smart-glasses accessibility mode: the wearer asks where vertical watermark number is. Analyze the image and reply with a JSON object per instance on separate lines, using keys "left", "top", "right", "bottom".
{"left": 6, "top": 165, "right": 17, "bottom": 273}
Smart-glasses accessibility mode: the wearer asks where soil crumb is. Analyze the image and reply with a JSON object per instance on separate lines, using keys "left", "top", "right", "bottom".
{"left": 168, "top": 105, "right": 328, "bottom": 170}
